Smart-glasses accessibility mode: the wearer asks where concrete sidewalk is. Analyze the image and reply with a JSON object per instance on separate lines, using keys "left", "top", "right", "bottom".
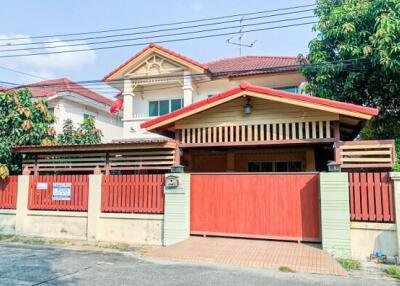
{"left": 147, "top": 236, "right": 347, "bottom": 275}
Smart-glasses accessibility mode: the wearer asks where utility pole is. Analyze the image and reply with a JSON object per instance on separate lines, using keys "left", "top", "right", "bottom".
{"left": 226, "top": 17, "right": 256, "bottom": 56}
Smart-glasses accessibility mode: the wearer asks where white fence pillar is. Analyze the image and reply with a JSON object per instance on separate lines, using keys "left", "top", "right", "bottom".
{"left": 390, "top": 172, "right": 400, "bottom": 261}
{"left": 87, "top": 174, "right": 102, "bottom": 241}
{"left": 14, "top": 175, "right": 30, "bottom": 235}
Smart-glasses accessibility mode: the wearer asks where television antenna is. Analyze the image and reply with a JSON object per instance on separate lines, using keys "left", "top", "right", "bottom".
{"left": 226, "top": 17, "right": 257, "bottom": 56}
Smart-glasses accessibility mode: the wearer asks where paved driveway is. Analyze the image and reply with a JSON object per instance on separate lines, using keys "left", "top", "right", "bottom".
{"left": 147, "top": 236, "right": 346, "bottom": 275}
{"left": 0, "top": 242, "right": 396, "bottom": 286}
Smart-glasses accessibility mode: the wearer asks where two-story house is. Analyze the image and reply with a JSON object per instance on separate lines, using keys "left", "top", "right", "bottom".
{"left": 16, "top": 78, "right": 123, "bottom": 142}
{"left": 104, "top": 44, "right": 305, "bottom": 140}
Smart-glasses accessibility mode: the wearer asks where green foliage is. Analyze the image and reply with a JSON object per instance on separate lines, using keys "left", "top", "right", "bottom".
{"left": 57, "top": 117, "right": 103, "bottom": 145}
{"left": 385, "top": 266, "right": 400, "bottom": 280}
{"left": 337, "top": 258, "right": 360, "bottom": 271}
{"left": 0, "top": 89, "right": 55, "bottom": 175}
{"left": 394, "top": 138, "right": 400, "bottom": 171}
{"left": 302, "top": 0, "right": 400, "bottom": 140}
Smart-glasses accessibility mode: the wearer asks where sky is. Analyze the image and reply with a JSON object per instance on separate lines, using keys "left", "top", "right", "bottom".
{"left": 0, "top": 0, "right": 316, "bottom": 97}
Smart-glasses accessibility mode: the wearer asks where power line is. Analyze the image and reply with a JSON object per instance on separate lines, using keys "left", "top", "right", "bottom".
{"left": 0, "top": 15, "right": 316, "bottom": 53}
{"left": 0, "top": 65, "right": 48, "bottom": 80}
{"left": 0, "top": 21, "right": 317, "bottom": 58}
{"left": 0, "top": 3, "right": 316, "bottom": 42}
{"left": 0, "top": 58, "right": 370, "bottom": 90}
{"left": 0, "top": 11, "right": 315, "bottom": 52}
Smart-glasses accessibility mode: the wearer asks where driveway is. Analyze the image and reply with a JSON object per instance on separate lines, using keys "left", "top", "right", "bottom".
{"left": 0, "top": 242, "right": 396, "bottom": 286}
{"left": 147, "top": 236, "right": 346, "bottom": 275}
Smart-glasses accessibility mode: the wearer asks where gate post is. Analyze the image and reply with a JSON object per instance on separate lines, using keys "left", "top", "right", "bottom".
{"left": 87, "top": 174, "right": 102, "bottom": 241}
{"left": 390, "top": 172, "right": 400, "bottom": 261}
{"left": 15, "top": 175, "right": 30, "bottom": 235}
{"left": 163, "top": 173, "right": 191, "bottom": 246}
{"left": 319, "top": 172, "right": 351, "bottom": 258}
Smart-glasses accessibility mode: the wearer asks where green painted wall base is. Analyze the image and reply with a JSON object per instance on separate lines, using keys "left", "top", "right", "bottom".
{"left": 163, "top": 173, "right": 191, "bottom": 246}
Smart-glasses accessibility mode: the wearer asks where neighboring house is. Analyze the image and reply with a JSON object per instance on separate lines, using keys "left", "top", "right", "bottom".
{"left": 104, "top": 44, "right": 306, "bottom": 139}
{"left": 16, "top": 78, "right": 123, "bottom": 142}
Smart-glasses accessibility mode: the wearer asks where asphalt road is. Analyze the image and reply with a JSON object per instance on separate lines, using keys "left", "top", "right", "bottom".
{"left": 0, "top": 243, "right": 396, "bottom": 286}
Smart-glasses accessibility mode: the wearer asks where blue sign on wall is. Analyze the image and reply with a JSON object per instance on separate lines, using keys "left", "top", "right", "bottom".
{"left": 52, "top": 183, "right": 72, "bottom": 201}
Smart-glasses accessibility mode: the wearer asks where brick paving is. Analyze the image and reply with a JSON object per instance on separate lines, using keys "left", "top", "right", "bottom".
{"left": 147, "top": 236, "right": 347, "bottom": 276}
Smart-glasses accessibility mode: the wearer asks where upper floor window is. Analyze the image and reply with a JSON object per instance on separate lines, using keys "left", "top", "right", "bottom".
{"left": 276, "top": 86, "right": 299, "bottom": 93}
{"left": 48, "top": 107, "right": 55, "bottom": 116}
{"left": 149, "top": 99, "right": 183, "bottom": 117}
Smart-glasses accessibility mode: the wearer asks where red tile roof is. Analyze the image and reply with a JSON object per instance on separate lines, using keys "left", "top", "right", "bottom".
{"left": 103, "top": 44, "right": 302, "bottom": 81}
{"left": 141, "top": 82, "right": 379, "bottom": 130}
{"left": 206, "top": 56, "right": 300, "bottom": 77}
{"left": 103, "top": 43, "right": 208, "bottom": 81}
{"left": 17, "top": 78, "right": 113, "bottom": 106}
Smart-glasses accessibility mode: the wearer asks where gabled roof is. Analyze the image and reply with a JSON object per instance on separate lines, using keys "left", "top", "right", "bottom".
{"left": 14, "top": 78, "right": 113, "bottom": 106}
{"left": 141, "top": 82, "right": 379, "bottom": 131}
{"left": 207, "top": 56, "right": 300, "bottom": 77}
{"left": 103, "top": 43, "right": 304, "bottom": 82}
{"left": 103, "top": 43, "right": 208, "bottom": 81}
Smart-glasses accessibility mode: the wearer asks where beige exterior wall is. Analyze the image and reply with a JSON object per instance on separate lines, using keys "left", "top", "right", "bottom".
{"left": 175, "top": 97, "right": 338, "bottom": 129}
{"left": 122, "top": 70, "right": 306, "bottom": 139}
{"left": 350, "top": 222, "right": 397, "bottom": 260}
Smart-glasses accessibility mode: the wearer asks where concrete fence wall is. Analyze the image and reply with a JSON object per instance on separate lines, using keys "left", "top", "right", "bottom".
{"left": 0, "top": 175, "right": 164, "bottom": 245}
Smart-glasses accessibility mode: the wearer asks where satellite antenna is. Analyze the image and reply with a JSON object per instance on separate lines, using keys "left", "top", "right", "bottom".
{"left": 226, "top": 17, "right": 257, "bottom": 56}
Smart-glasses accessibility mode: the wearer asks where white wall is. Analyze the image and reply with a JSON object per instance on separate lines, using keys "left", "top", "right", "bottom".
{"left": 122, "top": 72, "right": 305, "bottom": 139}
{"left": 49, "top": 95, "right": 123, "bottom": 142}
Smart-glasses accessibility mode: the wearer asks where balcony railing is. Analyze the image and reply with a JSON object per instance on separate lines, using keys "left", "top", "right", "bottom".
{"left": 178, "top": 120, "right": 335, "bottom": 146}
{"left": 338, "top": 140, "right": 396, "bottom": 169}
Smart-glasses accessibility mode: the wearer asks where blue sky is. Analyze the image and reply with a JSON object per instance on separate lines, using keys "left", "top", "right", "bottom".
{"left": 0, "top": 0, "right": 316, "bottom": 97}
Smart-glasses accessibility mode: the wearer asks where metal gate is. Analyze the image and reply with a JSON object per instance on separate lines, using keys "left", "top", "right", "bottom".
{"left": 190, "top": 173, "right": 321, "bottom": 242}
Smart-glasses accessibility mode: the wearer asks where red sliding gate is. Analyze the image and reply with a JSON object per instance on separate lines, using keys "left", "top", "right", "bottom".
{"left": 190, "top": 173, "right": 321, "bottom": 242}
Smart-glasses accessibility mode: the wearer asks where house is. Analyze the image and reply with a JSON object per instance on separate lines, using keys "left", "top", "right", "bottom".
{"left": 104, "top": 44, "right": 306, "bottom": 140}
{"left": 12, "top": 78, "right": 123, "bottom": 142}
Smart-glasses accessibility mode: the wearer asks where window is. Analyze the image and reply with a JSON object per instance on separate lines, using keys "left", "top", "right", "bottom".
{"left": 159, "top": 100, "right": 169, "bottom": 115}
{"left": 149, "top": 101, "right": 159, "bottom": 117}
{"left": 48, "top": 107, "right": 55, "bottom": 116}
{"left": 276, "top": 86, "right": 299, "bottom": 93}
{"left": 149, "top": 99, "right": 183, "bottom": 116}
{"left": 83, "top": 113, "right": 95, "bottom": 120}
{"left": 248, "top": 161, "right": 302, "bottom": 172}
{"left": 171, "top": 99, "right": 183, "bottom": 112}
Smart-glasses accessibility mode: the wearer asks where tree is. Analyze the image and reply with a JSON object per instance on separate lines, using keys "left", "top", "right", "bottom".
{"left": 0, "top": 89, "right": 55, "bottom": 177}
{"left": 57, "top": 118, "right": 102, "bottom": 145}
{"left": 302, "top": 0, "right": 400, "bottom": 141}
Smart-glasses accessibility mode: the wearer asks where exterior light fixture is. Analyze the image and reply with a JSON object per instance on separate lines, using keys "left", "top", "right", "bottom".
{"left": 243, "top": 97, "right": 252, "bottom": 115}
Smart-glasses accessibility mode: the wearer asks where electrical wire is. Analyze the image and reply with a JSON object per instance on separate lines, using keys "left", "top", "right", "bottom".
{"left": 0, "top": 4, "right": 316, "bottom": 42}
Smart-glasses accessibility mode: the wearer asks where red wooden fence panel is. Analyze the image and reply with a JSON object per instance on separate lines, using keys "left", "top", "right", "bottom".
{"left": 101, "top": 175, "right": 164, "bottom": 214}
{"left": 349, "top": 172, "right": 395, "bottom": 223}
{"left": 28, "top": 175, "right": 88, "bottom": 211}
{"left": 190, "top": 173, "right": 320, "bottom": 242}
{"left": 0, "top": 176, "right": 18, "bottom": 209}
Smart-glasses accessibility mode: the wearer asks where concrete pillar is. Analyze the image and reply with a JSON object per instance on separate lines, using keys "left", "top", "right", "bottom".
{"left": 15, "top": 175, "right": 30, "bottom": 235}
{"left": 319, "top": 172, "right": 352, "bottom": 258}
{"left": 163, "top": 173, "right": 191, "bottom": 246}
{"left": 87, "top": 175, "right": 102, "bottom": 241}
{"left": 182, "top": 71, "right": 193, "bottom": 107}
{"left": 390, "top": 172, "right": 400, "bottom": 260}
{"left": 122, "top": 79, "right": 134, "bottom": 121}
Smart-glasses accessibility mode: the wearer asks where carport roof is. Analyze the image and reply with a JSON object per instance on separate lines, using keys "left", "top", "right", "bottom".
{"left": 141, "top": 82, "right": 379, "bottom": 131}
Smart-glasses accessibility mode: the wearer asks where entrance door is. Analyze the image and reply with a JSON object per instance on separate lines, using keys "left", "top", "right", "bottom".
{"left": 190, "top": 173, "right": 321, "bottom": 242}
